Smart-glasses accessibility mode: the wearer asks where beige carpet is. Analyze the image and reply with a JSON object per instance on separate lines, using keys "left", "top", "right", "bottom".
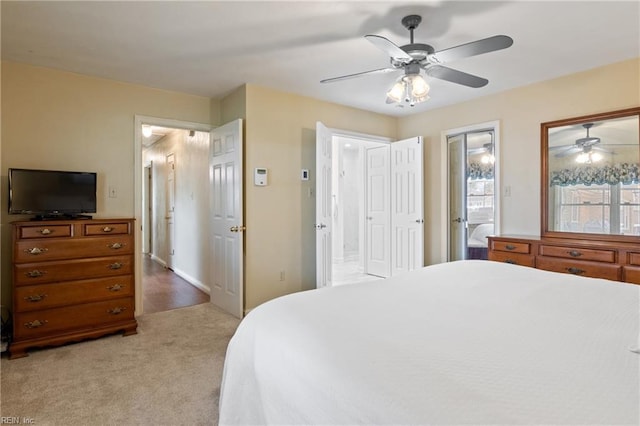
{"left": 0, "top": 303, "right": 240, "bottom": 425}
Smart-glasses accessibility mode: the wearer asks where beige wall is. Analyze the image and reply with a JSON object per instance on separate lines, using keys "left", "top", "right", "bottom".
{"left": 3, "top": 57, "right": 638, "bottom": 314}
{"left": 1, "top": 61, "right": 212, "bottom": 305}
{"left": 243, "top": 84, "right": 397, "bottom": 310}
{"left": 399, "top": 57, "right": 640, "bottom": 265}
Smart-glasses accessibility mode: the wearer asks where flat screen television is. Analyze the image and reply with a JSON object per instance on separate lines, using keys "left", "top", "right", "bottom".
{"left": 8, "top": 168, "right": 97, "bottom": 219}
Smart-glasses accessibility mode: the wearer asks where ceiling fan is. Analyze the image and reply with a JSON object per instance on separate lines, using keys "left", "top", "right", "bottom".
{"left": 321, "top": 14, "right": 514, "bottom": 106}
{"left": 550, "top": 123, "right": 612, "bottom": 159}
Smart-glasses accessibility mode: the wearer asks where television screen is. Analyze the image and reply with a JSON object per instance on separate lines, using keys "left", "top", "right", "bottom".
{"left": 9, "top": 168, "right": 97, "bottom": 217}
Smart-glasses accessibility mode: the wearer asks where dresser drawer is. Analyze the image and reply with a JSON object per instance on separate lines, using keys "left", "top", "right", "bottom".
{"left": 18, "top": 224, "right": 73, "bottom": 239}
{"left": 539, "top": 245, "right": 616, "bottom": 263}
{"left": 490, "top": 240, "right": 531, "bottom": 254}
{"left": 488, "top": 251, "right": 536, "bottom": 267}
{"left": 14, "top": 235, "right": 133, "bottom": 262}
{"left": 15, "top": 275, "right": 133, "bottom": 312}
{"left": 83, "top": 222, "right": 131, "bottom": 236}
{"left": 14, "top": 297, "right": 134, "bottom": 339}
{"left": 536, "top": 257, "right": 621, "bottom": 281}
{"left": 628, "top": 253, "right": 640, "bottom": 266}
{"left": 14, "top": 255, "right": 133, "bottom": 286}
{"left": 623, "top": 266, "right": 640, "bottom": 285}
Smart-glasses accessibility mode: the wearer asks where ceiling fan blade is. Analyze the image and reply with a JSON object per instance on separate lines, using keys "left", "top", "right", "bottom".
{"left": 365, "top": 35, "right": 412, "bottom": 61}
{"left": 554, "top": 147, "right": 581, "bottom": 158}
{"left": 593, "top": 146, "right": 615, "bottom": 154}
{"left": 320, "top": 67, "right": 397, "bottom": 84}
{"left": 431, "top": 35, "right": 513, "bottom": 63}
{"left": 425, "top": 65, "right": 488, "bottom": 88}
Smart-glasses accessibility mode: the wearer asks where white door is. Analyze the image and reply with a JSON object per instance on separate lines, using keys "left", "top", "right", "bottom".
{"left": 391, "top": 137, "right": 424, "bottom": 275}
{"left": 366, "top": 145, "right": 390, "bottom": 278}
{"left": 166, "top": 153, "right": 176, "bottom": 269}
{"left": 210, "top": 119, "right": 244, "bottom": 318}
{"left": 315, "top": 122, "right": 332, "bottom": 288}
{"left": 448, "top": 134, "right": 467, "bottom": 261}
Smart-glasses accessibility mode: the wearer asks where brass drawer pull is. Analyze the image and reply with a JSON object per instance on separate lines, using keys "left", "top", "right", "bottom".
{"left": 24, "top": 247, "right": 48, "bottom": 255}
{"left": 106, "top": 284, "right": 124, "bottom": 292}
{"left": 40, "top": 228, "right": 52, "bottom": 235}
{"left": 568, "top": 250, "right": 582, "bottom": 257}
{"left": 25, "top": 319, "right": 48, "bottom": 329}
{"left": 505, "top": 244, "right": 516, "bottom": 251}
{"left": 108, "top": 242, "right": 126, "bottom": 250}
{"left": 107, "top": 307, "right": 127, "bottom": 315}
{"left": 25, "top": 270, "right": 47, "bottom": 278}
{"left": 24, "top": 294, "right": 47, "bottom": 302}
{"left": 567, "top": 267, "right": 586, "bottom": 275}
{"left": 102, "top": 226, "right": 114, "bottom": 233}
{"left": 108, "top": 262, "right": 123, "bottom": 270}
{"left": 505, "top": 259, "right": 516, "bottom": 264}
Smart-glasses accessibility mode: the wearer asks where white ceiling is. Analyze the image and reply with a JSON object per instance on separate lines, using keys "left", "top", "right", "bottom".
{"left": 2, "top": 1, "right": 639, "bottom": 117}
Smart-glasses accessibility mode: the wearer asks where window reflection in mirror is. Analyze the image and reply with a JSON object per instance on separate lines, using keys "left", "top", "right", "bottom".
{"left": 543, "top": 108, "right": 640, "bottom": 240}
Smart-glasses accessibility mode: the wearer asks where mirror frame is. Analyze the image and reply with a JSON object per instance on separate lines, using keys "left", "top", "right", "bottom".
{"left": 541, "top": 106, "right": 640, "bottom": 242}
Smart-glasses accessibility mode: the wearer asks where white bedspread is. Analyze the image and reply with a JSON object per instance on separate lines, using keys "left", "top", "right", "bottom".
{"left": 219, "top": 260, "right": 639, "bottom": 425}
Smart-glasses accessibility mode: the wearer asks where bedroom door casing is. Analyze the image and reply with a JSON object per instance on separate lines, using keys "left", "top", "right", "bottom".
{"left": 442, "top": 121, "right": 501, "bottom": 263}
{"left": 210, "top": 119, "right": 244, "bottom": 318}
{"left": 448, "top": 134, "right": 468, "bottom": 261}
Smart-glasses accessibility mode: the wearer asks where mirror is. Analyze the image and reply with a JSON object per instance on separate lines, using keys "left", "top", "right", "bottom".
{"left": 542, "top": 107, "right": 640, "bottom": 241}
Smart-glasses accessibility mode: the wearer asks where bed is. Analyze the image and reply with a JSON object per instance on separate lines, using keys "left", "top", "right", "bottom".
{"left": 218, "top": 260, "right": 639, "bottom": 425}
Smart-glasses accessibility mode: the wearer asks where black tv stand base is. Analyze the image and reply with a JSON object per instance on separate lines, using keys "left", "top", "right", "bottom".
{"left": 32, "top": 214, "right": 93, "bottom": 221}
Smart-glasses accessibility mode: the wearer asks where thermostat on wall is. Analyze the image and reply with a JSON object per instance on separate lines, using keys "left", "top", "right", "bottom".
{"left": 254, "top": 168, "right": 268, "bottom": 186}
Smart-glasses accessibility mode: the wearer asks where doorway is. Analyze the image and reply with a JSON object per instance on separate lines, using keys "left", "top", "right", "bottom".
{"left": 316, "top": 123, "right": 424, "bottom": 287}
{"left": 135, "top": 117, "right": 213, "bottom": 315}
{"left": 331, "top": 135, "right": 387, "bottom": 285}
{"left": 442, "top": 121, "right": 501, "bottom": 262}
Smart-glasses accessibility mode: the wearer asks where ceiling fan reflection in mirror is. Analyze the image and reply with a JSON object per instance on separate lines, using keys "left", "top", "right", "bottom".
{"left": 321, "top": 14, "right": 513, "bottom": 106}
{"left": 550, "top": 123, "right": 612, "bottom": 163}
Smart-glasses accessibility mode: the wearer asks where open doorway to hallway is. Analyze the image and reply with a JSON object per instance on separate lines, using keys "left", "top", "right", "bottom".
{"left": 141, "top": 124, "right": 210, "bottom": 313}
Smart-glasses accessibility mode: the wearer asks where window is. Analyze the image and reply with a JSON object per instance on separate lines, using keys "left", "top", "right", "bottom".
{"left": 555, "top": 183, "right": 640, "bottom": 235}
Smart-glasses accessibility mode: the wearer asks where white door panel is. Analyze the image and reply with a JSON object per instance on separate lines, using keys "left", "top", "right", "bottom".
{"left": 366, "top": 145, "right": 390, "bottom": 278}
{"left": 391, "top": 137, "right": 424, "bottom": 275}
{"left": 166, "top": 153, "right": 176, "bottom": 269}
{"left": 210, "top": 119, "right": 244, "bottom": 318}
{"left": 315, "top": 122, "right": 332, "bottom": 288}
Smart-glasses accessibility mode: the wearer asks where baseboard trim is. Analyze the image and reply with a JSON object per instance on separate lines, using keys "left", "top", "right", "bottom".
{"left": 149, "top": 254, "right": 167, "bottom": 268}
{"left": 172, "top": 268, "right": 211, "bottom": 295}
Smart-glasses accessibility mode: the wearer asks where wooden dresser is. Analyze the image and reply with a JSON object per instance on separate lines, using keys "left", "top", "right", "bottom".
{"left": 488, "top": 235, "right": 640, "bottom": 285}
{"left": 10, "top": 218, "right": 138, "bottom": 359}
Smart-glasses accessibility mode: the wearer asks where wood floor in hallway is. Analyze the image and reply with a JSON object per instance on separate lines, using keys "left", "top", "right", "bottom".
{"left": 142, "top": 256, "right": 210, "bottom": 314}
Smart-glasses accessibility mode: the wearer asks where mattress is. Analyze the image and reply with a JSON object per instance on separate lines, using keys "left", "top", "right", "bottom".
{"left": 219, "top": 260, "right": 639, "bottom": 425}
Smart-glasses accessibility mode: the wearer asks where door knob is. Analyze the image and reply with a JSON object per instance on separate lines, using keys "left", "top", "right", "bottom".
{"left": 452, "top": 217, "right": 463, "bottom": 223}
{"left": 314, "top": 223, "right": 327, "bottom": 230}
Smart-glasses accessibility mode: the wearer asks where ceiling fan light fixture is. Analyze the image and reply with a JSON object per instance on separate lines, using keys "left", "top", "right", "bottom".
{"left": 407, "top": 74, "right": 430, "bottom": 97}
{"left": 386, "top": 73, "right": 430, "bottom": 106}
{"left": 386, "top": 80, "right": 405, "bottom": 103}
{"left": 576, "top": 151, "right": 603, "bottom": 164}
